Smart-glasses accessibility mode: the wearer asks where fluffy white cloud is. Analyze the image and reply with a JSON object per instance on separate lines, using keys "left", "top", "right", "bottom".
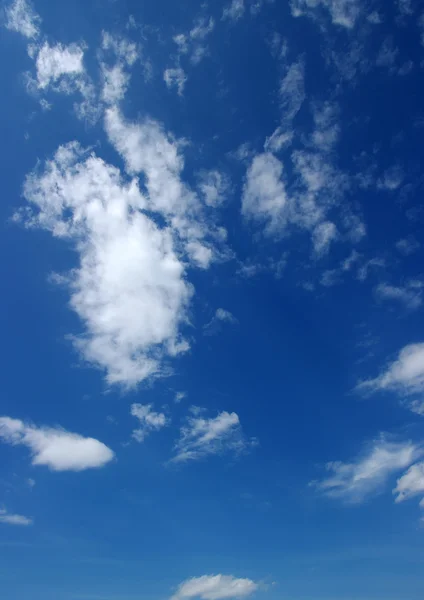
{"left": 374, "top": 282, "right": 423, "bottom": 310}
{"left": 35, "top": 42, "right": 85, "bottom": 89}
{"left": 0, "top": 416, "right": 114, "bottom": 471}
{"left": 171, "top": 411, "right": 256, "bottom": 463}
{"left": 104, "top": 107, "right": 224, "bottom": 267}
{"left": 101, "top": 32, "right": 138, "bottom": 66}
{"left": 164, "top": 67, "right": 187, "bottom": 96}
{"left": 291, "top": 0, "right": 362, "bottom": 29}
{"left": 0, "top": 508, "right": 32, "bottom": 526}
{"left": 242, "top": 153, "right": 287, "bottom": 234}
{"left": 172, "top": 575, "right": 258, "bottom": 600}
{"left": 394, "top": 462, "right": 424, "bottom": 504}
{"left": 21, "top": 141, "right": 191, "bottom": 386}
{"left": 222, "top": 0, "right": 245, "bottom": 21}
{"left": 5, "top": 0, "right": 40, "bottom": 39}
{"left": 313, "top": 438, "right": 422, "bottom": 503}
{"left": 131, "top": 403, "right": 168, "bottom": 442}
{"left": 358, "top": 343, "right": 424, "bottom": 414}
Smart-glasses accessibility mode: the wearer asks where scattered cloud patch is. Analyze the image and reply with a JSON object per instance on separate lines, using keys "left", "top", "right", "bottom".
{"left": 291, "top": 0, "right": 362, "bottom": 29}
{"left": 312, "top": 438, "right": 422, "bottom": 503}
{"left": 204, "top": 308, "right": 238, "bottom": 336}
{"left": 222, "top": 0, "right": 245, "bottom": 22}
{"left": 197, "top": 170, "right": 231, "bottom": 207}
{"left": 0, "top": 508, "right": 33, "bottom": 526}
{"left": 394, "top": 462, "right": 424, "bottom": 504}
{"left": 0, "top": 416, "right": 114, "bottom": 471}
{"left": 130, "top": 403, "right": 168, "bottom": 442}
{"left": 171, "top": 411, "right": 257, "bottom": 463}
{"left": 374, "top": 282, "right": 423, "bottom": 310}
{"left": 35, "top": 42, "right": 85, "bottom": 89}
{"left": 312, "top": 221, "right": 338, "bottom": 256}
{"left": 358, "top": 343, "right": 424, "bottom": 414}
{"left": 5, "top": 0, "right": 40, "bottom": 39}
{"left": 171, "top": 575, "right": 259, "bottom": 600}
{"left": 396, "top": 236, "right": 420, "bottom": 256}
{"left": 164, "top": 67, "right": 187, "bottom": 96}
{"left": 174, "top": 391, "right": 186, "bottom": 404}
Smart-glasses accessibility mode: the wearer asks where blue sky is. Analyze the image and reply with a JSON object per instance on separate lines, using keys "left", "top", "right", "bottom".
{"left": 1, "top": 0, "right": 424, "bottom": 598}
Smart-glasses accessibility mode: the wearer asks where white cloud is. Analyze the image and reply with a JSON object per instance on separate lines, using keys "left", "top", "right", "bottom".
{"left": 242, "top": 153, "right": 287, "bottom": 234}
{"left": 312, "top": 221, "right": 338, "bottom": 256}
{"left": 311, "top": 101, "right": 340, "bottom": 152}
{"left": 197, "top": 170, "right": 230, "bottom": 207}
{"left": 358, "top": 343, "right": 424, "bottom": 414}
{"left": 394, "top": 462, "right": 424, "bottom": 503}
{"left": 104, "top": 107, "right": 224, "bottom": 268}
{"left": 291, "top": 0, "right": 362, "bottom": 29}
{"left": 264, "top": 127, "right": 293, "bottom": 153}
{"left": 204, "top": 308, "right": 238, "bottom": 335}
{"left": 131, "top": 403, "right": 168, "bottom": 442}
{"left": 101, "top": 31, "right": 138, "bottom": 66}
{"left": 313, "top": 438, "right": 422, "bottom": 503}
{"left": 0, "top": 416, "right": 114, "bottom": 471}
{"left": 164, "top": 67, "right": 187, "bottom": 96}
{"left": 21, "top": 141, "right": 192, "bottom": 386}
{"left": 5, "top": 0, "right": 40, "bottom": 39}
{"left": 175, "top": 391, "right": 187, "bottom": 403}
{"left": 374, "top": 282, "right": 423, "bottom": 310}
{"left": 101, "top": 64, "right": 130, "bottom": 104}
{"left": 171, "top": 575, "right": 259, "bottom": 600}
{"left": 222, "top": 0, "right": 245, "bottom": 21}
{"left": 0, "top": 508, "right": 32, "bottom": 526}
{"left": 396, "top": 236, "right": 420, "bottom": 256}
{"left": 35, "top": 42, "right": 85, "bottom": 89}
{"left": 171, "top": 411, "right": 256, "bottom": 463}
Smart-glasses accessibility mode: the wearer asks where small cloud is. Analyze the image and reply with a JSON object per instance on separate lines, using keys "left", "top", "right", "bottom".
{"left": 396, "top": 236, "right": 420, "bottom": 256}
{"left": 0, "top": 508, "right": 33, "bottom": 526}
{"left": 174, "top": 392, "right": 186, "bottom": 404}
{"left": 312, "top": 437, "right": 422, "bottom": 504}
{"left": 203, "top": 309, "right": 238, "bottom": 335}
{"left": 0, "top": 416, "right": 114, "bottom": 471}
{"left": 164, "top": 67, "right": 187, "bottom": 96}
{"left": 357, "top": 343, "right": 424, "bottom": 414}
{"left": 394, "top": 461, "right": 424, "bottom": 504}
{"left": 171, "top": 574, "right": 259, "bottom": 600}
{"left": 222, "top": 0, "right": 245, "bottom": 22}
{"left": 130, "top": 403, "right": 169, "bottom": 442}
{"left": 5, "top": 0, "right": 40, "bottom": 39}
{"left": 171, "top": 410, "right": 257, "bottom": 463}
{"left": 27, "top": 478, "right": 36, "bottom": 488}
{"left": 374, "top": 281, "right": 423, "bottom": 310}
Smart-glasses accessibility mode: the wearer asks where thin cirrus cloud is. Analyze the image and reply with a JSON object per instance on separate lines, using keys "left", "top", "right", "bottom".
{"left": 291, "top": 0, "right": 362, "bottom": 29}
{"left": 374, "top": 282, "right": 423, "bottom": 310}
{"left": 130, "top": 403, "right": 169, "bottom": 442}
{"left": 0, "top": 508, "right": 33, "bottom": 526}
{"left": 358, "top": 343, "right": 424, "bottom": 414}
{"left": 0, "top": 416, "right": 114, "bottom": 472}
{"left": 394, "top": 461, "right": 424, "bottom": 505}
{"left": 203, "top": 308, "right": 238, "bottom": 336}
{"left": 171, "top": 411, "right": 257, "bottom": 463}
{"left": 171, "top": 574, "right": 259, "bottom": 600}
{"left": 311, "top": 437, "right": 422, "bottom": 504}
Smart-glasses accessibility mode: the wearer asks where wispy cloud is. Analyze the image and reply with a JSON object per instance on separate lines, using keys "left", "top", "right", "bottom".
{"left": 5, "top": 0, "right": 40, "bottom": 39}
{"left": 164, "top": 67, "right": 187, "bottom": 96}
{"left": 222, "top": 0, "right": 245, "bottom": 22}
{"left": 171, "top": 574, "right": 259, "bottom": 600}
{"left": 171, "top": 411, "right": 257, "bottom": 463}
{"left": 203, "top": 308, "right": 238, "bottom": 336}
{"left": 0, "top": 416, "right": 114, "bottom": 471}
{"left": 358, "top": 343, "right": 424, "bottom": 414}
{"left": 312, "top": 437, "right": 422, "bottom": 504}
{"left": 394, "top": 462, "right": 424, "bottom": 504}
{"left": 0, "top": 508, "right": 33, "bottom": 526}
{"left": 291, "top": 0, "right": 362, "bottom": 29}
{"left": 130, "top": 404, "right": 168, "bottom": 442}
{"left": 374, "top": 282, "right": 423, "bottom": 310}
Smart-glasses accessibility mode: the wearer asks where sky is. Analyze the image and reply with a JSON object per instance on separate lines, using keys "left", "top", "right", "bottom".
{"left": 1, "top": 0, "right": 424, "bottom": 598}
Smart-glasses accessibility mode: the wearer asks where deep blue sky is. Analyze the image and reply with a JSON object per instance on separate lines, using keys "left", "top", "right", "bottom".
{"left": 1, "top": 1, "right": 424, "bottom": 599}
